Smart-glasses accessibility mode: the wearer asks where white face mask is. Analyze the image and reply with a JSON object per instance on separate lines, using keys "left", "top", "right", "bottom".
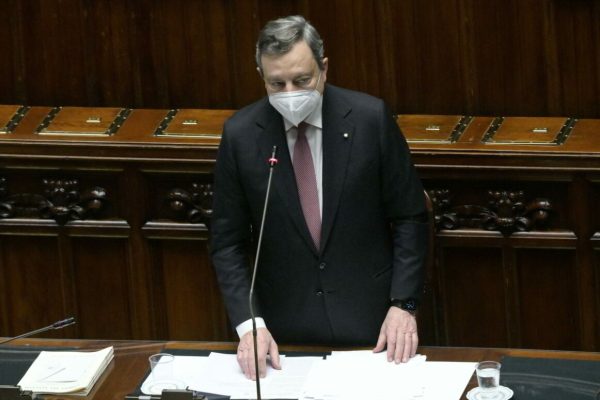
{"left": 268, "top": 72, "right": 322, "bottom": 126}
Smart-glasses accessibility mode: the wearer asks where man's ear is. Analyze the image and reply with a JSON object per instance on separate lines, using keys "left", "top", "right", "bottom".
{"left": 321, "top": 57, "right": 329, "bottom": 88}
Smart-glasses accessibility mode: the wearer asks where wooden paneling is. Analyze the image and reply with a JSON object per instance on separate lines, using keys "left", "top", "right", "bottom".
{"left": 438, "top": 245, "right": 508, "bottom": 347}
{"left": 71, "top": 238, "right": 133, "bottom": 339}
{"left": 148, "top": 239, "right": 232, "bottom": 341}
{"left": 516, "top": 249, "right": 578, "bottom": 350}
{"left": 1, "top": 1, "right": 600, "bottom": 117}
{"left": 0, "top": 236, "right": 67, "bottom": 336}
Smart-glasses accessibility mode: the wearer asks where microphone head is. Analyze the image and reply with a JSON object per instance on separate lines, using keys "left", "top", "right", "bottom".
{"left": 268, "top": 145, "right": 278, "bottom": 166}
{"left": 52, "top": 317, "right": 76, "bottom": 329}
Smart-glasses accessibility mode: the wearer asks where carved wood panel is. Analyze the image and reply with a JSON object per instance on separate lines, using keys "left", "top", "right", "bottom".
{"left": 0, "top": 171, "right": 119, "bottom": 223}
{"left": 142, "top": 171, "right": 214, "bottom": 226}
{"left": 422, "top": 177, "right": 572, "bottom": 231}
{"left": 428, "top": 188, "right": 553, "bottom": 234}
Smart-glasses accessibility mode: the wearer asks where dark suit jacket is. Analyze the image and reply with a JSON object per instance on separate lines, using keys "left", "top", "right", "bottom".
{"left": 210, "top": 84, "right": 428, "bottom": 345}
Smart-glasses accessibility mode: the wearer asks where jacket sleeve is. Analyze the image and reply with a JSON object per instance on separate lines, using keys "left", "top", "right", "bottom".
{"left": 378, "top": 101, "right": 429, "bottom": 303}
{"left": 210, "top": 123, "right": 258, "bottom": 327}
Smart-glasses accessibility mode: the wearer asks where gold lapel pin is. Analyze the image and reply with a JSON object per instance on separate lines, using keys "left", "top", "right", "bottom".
{"left": 343, "top": 132, "right": 349, "bottom": 139}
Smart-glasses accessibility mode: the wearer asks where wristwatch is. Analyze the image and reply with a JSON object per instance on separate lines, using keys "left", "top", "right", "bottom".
{"left": 390, "top": 298, "right": 418, "bottom": 315}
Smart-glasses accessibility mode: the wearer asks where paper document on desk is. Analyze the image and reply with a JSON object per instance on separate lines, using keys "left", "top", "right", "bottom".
{"left": 189, "top": 352, "right": 322, "bottom": 399}
{"left": 300, "top": 351, "right": 476, "bottom": 400}
{"left": 141, "top": 351, "right": 475, "bottom": 400}
{"left": 421, "top": 361, "right": 477, "bottom": 399}
{"left": 17, "top": 346, "right": 113, "bottom": 396}
{"left": 300, "top": 351, "right": 428, "bottom": 400}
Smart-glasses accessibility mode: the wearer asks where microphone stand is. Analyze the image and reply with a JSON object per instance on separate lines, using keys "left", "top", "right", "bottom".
{"left": 248, "top": 146, "right": 278, "bottom": 400}
{"left": 0, "top": 317, "right": 76, "bottom": 345}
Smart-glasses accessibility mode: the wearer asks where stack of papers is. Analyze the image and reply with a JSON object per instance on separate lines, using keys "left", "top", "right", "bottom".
{"left": 17, "top": 346, "right": 113, "bottom": 396}
{"left": 191, "top": 353, "right": 321, "bottom": 398}
{"left": 300, "top": 351, "right": 476, "bottom": 400}
{"left": 140, "top": 351, "right": 476, "bottom": 400}
{"left": 300, "top": 351, "right": 428, "bottom": 399}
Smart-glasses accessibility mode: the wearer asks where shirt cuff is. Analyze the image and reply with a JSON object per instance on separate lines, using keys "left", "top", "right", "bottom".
{"left": 235, "top": 317, "right": 266, "bottom": 338}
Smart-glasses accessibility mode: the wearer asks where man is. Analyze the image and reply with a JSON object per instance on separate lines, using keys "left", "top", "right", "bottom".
{"left": 210, "top": 15, "right": 428, "bottom": 380}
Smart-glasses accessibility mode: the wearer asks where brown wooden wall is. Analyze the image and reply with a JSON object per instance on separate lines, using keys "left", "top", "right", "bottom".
{"left": 1, "top": 0, "right": 600, "bottom": 117}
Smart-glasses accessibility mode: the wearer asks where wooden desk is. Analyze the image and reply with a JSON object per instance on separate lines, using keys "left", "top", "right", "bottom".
{"left": 3, "top": 338, "right": 600, "bottom": 399}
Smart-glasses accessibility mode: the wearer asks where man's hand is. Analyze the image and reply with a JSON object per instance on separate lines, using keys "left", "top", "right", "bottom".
{"left": 373, "top": 307, "right": 418, "bottom": 363}
{"left": 237, "top": 327, "right": 281, "bottom": 380}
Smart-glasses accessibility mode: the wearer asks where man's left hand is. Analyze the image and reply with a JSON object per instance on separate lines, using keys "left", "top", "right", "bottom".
{"left": 372, "top": 306, "right": 418, "bottom": 363}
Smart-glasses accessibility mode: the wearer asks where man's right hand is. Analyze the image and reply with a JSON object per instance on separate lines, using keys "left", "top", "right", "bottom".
{"left": 237, "top": 327, "right": 281, "bottom": 380}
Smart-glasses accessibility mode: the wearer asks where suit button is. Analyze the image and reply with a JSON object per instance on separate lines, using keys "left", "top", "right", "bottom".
{"left": 319, "top": 262, "right": 326, "bottom": 270}
{"left": 316, "top": 290, "right": 324, "bottom": 296}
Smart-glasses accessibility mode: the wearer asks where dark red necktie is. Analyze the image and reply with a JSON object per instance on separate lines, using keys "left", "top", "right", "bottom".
{"left": 293, "top": 122, "right": 321, "bottom": 250}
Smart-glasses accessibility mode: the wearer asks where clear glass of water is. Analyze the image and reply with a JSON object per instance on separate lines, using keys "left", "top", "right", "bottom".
{"left": 149, "top": 353, "right": 175, "bottom": 381}
{"left": 476, "top": 360, "right": 501, "bottom": 398}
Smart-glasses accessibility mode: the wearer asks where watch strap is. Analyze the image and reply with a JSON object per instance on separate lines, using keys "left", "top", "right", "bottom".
{"left": 390, "top": 298, "right": 418, "bottom": 315}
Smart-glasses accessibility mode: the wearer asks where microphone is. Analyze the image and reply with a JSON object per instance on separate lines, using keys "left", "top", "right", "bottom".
{"left": 248, "top": 145, "right": 278, "bottom": 400}
{"left": 0, "top": 317, "right": 76, "bottom": 345}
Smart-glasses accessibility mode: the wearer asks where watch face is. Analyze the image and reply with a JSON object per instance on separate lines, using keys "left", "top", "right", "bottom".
{"left": 403, "top": 299, "right": 417, "bottom": 311}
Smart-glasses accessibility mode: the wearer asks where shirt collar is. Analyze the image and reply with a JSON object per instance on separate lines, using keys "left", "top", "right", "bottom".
{"left": 282, "top": 95, "right": 323, "bottom": 132}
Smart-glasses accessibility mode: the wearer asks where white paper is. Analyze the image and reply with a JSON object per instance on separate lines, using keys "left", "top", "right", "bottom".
{"left": 141, "top": 355, "right": 209, "bottom": 395}
{"left": 421, "top": 362, "right": 477, "bottom": 399}
{"left": 188, "top": 352, "right": 321, "bottom": 399}
{"left": 300, "top": 351, "right": 428, "bottom": 400}
{"left": 141, "top": 351, "right": 476, "bottom": 400}
{"left": 17, "top": 346, "right": 113, "bottom": 395}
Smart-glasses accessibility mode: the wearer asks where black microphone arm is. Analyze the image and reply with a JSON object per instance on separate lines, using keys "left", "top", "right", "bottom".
{"left": 0, "top": 317, "right": 76, "bottom": 345}
{"left": 248, "top": 145, "right": 278, "bottom": 400}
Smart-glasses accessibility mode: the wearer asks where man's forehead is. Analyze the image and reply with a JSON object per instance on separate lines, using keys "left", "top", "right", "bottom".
{"left": 261, "top": 41, "right": 317, "bottom": 76}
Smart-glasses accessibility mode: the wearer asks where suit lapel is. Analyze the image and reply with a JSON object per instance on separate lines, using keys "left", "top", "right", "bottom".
{"left": 321, "top": 88, "right": 354, "bottom": 252}
{"left": 256, "top": 102, "right": 319, "bottom": 254}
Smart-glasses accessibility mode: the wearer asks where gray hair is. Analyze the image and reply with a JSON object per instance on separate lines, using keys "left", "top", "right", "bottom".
{"left": 255, "top": 15, "right": 325, "bottom": 71}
